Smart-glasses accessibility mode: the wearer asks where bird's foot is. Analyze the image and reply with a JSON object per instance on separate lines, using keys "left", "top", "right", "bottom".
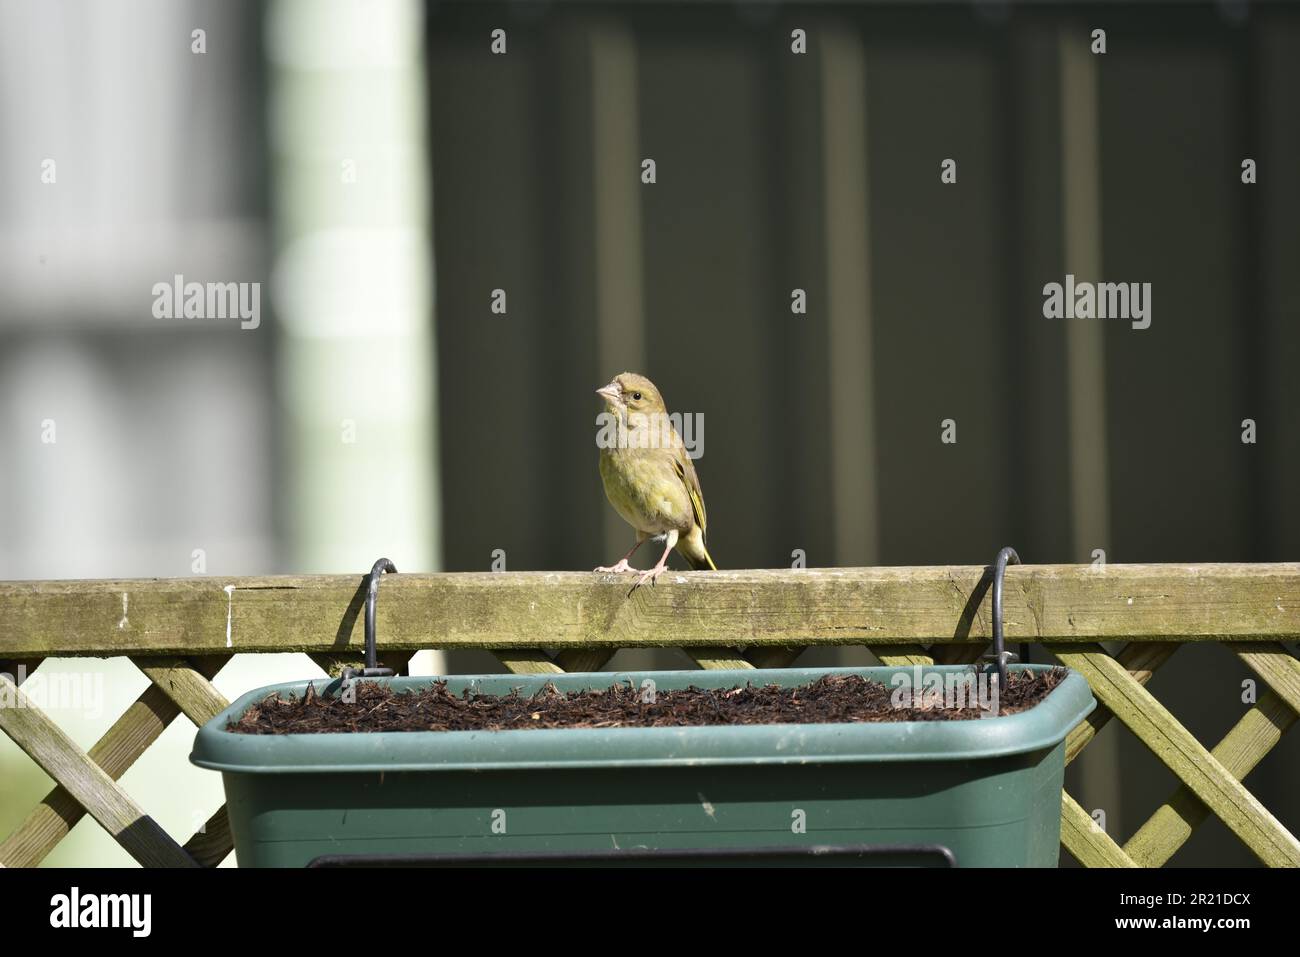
{"left": 594, "top": 559, "right": 634, "bottom": 574}
{"left": 629, "top": 562, "right": 668, "bottom": 593}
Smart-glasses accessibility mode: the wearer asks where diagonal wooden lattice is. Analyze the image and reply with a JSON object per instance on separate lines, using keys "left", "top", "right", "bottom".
{"left": 1052, "top": 641, "right": 1300, "bottom": 867}
{"left": 1, "top": 563, "right": 1297, "bottom": 867}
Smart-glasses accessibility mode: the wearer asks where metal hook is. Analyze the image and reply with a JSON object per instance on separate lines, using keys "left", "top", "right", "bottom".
{"left": 342, "top": 558, "right": 397, "bottom": 680}
{"left": 985, "top": 546, "right": 1021, "bottom": 688}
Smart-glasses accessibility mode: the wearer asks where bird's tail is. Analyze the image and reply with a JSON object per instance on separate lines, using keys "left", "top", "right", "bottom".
{"left": 678, "top": 533, "right": 717, "bottom": 571}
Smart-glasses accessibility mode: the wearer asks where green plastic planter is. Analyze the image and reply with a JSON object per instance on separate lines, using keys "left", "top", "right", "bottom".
{"left": 191, "top": 664, "right": 1094, "bottom": 867}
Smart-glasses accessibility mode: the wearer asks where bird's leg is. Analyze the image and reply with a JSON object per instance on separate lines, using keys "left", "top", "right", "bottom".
{"left": 631, "top": 529, "right": 678, "bottom": 592}
{"left": 595, "top": 537, "right": 646, "bottom": 574}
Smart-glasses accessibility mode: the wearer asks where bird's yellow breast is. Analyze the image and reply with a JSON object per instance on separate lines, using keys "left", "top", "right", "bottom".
{"left": 599, "top": 448, "right": 693, "bottom": 535}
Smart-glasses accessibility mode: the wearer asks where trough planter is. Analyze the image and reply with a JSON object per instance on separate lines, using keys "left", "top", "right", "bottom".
{"left": 191, "top": 664, "right": 1094, "bottom": 868}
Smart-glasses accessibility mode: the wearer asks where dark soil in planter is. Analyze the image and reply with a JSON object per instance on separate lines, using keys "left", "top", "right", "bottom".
{"left": 227, "top": 669, "right": 1068, "bottom": 735}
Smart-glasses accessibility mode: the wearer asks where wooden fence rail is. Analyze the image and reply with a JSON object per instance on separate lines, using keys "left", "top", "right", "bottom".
{"left": 2, "top": 562, "right": 1298, "bottom": 868}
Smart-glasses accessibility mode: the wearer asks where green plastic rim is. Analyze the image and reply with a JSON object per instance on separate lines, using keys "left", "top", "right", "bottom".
{"left": 191, "top": 664, "right": 1095, "bottom": 774}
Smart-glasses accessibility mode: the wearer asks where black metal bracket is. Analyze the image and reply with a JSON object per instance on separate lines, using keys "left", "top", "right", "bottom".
{"left": 983, "top": 546, "right": 1021, "bottom": 688}
{"left": 341, "top": 558, "right": 397, "bottom": 681}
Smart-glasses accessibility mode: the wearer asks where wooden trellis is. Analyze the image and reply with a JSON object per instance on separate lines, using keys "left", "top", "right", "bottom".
{"left": 1, "top": 563, "right": 1298, "bottom": 867}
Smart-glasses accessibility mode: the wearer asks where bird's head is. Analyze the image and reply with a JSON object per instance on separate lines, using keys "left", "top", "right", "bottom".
{"left": 595, "top": 372, "right": 667, "bottom": 416}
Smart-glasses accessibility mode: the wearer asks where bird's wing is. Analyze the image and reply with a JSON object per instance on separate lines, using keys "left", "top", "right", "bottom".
{"left": 672, "top": 444, "right": 707, "bottom": 538}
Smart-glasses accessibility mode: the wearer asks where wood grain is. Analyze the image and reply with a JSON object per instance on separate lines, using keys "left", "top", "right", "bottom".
{"left": 2, "top": 563, "right": 1296, "bottom": 658}
{"left": 0, "top": 674, "right": 196, "bottom": 868}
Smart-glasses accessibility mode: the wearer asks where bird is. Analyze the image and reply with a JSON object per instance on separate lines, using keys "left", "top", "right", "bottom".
{"left": 594, "top": 372, "right": 716, "bottom": 589}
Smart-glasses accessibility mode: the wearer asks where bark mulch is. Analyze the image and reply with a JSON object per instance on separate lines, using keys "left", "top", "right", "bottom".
{"left": 227, "top": 668, "right": 1067, "bottom": 735}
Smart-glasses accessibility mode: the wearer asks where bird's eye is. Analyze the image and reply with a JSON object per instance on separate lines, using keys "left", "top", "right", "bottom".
{"left": 633, "top": 392, "right": 642, "bottom": 401}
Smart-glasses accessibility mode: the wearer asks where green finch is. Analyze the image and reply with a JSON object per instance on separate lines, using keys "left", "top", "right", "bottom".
{"left": 594, "top": 372, "right": 716, "bottom": 588}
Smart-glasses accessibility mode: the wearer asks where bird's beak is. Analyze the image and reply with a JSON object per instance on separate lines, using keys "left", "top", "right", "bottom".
{"left": 595, "top": 382, "right": 620, "bottom": 403}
